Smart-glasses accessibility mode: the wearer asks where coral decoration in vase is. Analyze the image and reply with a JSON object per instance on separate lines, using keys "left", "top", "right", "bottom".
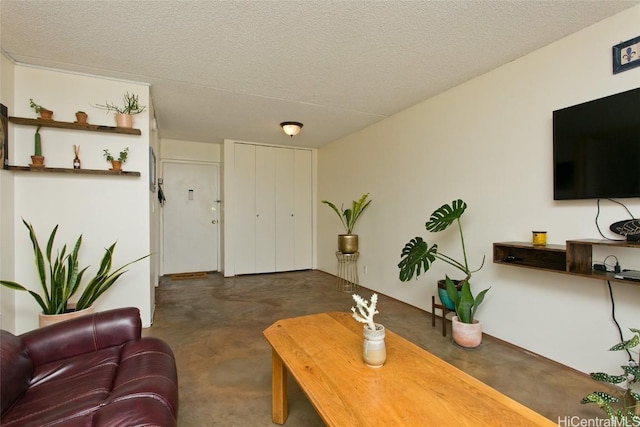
{"left": 351, "top": 293, "right": 386, "bottom": 368}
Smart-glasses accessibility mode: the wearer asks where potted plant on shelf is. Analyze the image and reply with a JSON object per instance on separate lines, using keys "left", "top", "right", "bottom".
{"left": 0, "top": 219, "right": 150, "bottom": 327}
{"left": 103, "top": 147, "right": 129, "bottom": 171}
{"left": 582, "top": 328, "right": 640, "bottom": 421}
{"left": 75, "top": 111, "right": 88, "bottom": 124}
{"left": 30, "top": 126, "right": 45, "bottom": 168}
{"left": 29, "top": 98, "right": 54, "bottom": 120}
{"left": 351, "top": 293, "right": 385, "bottom": 367}
{"left": 321, "top": 193, "right": 371, "bottom": 254}
{"left": 93, "top": 92, "right": 146, "bottom": 128}
{"left": 444, "top": 275, "right": 490, "bottom": 348}
{"left": 398, "top": 199, "right": 486, "bottom": 311}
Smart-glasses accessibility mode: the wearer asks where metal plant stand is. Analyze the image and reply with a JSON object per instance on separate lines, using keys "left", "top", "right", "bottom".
{"left": 335, "top": 251, "right": 359, "bottom": 292}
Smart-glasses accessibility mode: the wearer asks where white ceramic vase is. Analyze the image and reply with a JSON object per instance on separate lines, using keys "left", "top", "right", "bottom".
{"left": 362, "top": 323, "right": 386, "bottom": 367}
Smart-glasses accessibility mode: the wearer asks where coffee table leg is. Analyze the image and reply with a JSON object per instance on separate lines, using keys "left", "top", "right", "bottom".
{"left": 271, "top": 348, "right": 288, "bottom": 424}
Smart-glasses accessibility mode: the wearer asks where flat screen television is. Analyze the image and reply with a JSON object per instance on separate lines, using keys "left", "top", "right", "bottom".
{"left": 553, "top": 87, "right": 640, "bottom": 200}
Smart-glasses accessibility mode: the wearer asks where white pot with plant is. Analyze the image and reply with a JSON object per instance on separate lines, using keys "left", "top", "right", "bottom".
{"left": 93, "top": 92, "right": 146, "bottom": 128}
{"left": 351, "top": 292, "right": 385, "bottom": 367}
{"left": 322, "top": 193, "right": 371, "bottom": 254}
{"left": 0, "top": 220, "right": 150, "bottom": 327}
{"left": 444, "top": 276, "right": 490, "bottom": 348}
{"left": 103, "top": 147, "right": 129, "bottom": 171}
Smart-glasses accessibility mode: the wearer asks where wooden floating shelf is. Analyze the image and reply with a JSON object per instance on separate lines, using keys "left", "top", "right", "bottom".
{"left": 493, "top": 240, "right": 640, "bottom": 286}
{"left": 8, "top": 116, "right": 141, "bottom": 135}
{"left": 7, "top": 165, "right": 141, "bottom": 177}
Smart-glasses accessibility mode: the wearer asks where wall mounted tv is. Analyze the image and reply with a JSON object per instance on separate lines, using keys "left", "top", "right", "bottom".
{"left": 553, "top": 87, "right": 640, "bottom": 200}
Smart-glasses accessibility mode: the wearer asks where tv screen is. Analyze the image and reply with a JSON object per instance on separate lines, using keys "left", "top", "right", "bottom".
{"left": 553, "top": 87, "right": 640, "bottom": 200}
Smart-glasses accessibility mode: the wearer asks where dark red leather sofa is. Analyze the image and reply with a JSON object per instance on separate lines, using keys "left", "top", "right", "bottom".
{"left": 0, "top": 307, "right": 178, "bottom": 426}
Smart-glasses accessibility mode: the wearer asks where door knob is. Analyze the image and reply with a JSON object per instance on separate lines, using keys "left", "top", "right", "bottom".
{"left": 212, "top": 220, "right": 218, "bottom": 224}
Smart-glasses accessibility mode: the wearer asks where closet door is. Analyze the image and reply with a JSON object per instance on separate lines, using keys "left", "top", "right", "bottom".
{"left": 294, "top": 149, "right": 313, "bottom": 269}
{"left": 234, "top": 144, "right": 256, "bottom": 275}
{"left": 255, "top": 146, "right": 276, "bottom": 273}
{"left": 275, "top": 148, "right": 295, "bottom": 271}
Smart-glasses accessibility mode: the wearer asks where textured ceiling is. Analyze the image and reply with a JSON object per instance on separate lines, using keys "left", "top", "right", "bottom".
{"left": 1, "top": 1, "right": 639, "bottom": 148}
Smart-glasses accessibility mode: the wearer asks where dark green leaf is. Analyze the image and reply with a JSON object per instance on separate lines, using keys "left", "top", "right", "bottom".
{"left": 425, "top": 199, "right": 467, "bottom": 233}
{"left": 397, "top": 237, "right": 437, "bottom": 281}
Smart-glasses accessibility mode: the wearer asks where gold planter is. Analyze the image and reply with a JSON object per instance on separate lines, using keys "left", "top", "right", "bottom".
{"left": 338, "top": 234, "right": 359, "bottom": 254}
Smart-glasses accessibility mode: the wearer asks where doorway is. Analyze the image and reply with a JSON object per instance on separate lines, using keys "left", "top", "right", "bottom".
{"left": 162, "top": 161, "right": 220, "bottom": 275}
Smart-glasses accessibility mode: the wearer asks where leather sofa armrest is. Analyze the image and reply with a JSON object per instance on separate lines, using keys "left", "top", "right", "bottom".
{"left": 21, "top": 307, "right": 142, "bottom": 367}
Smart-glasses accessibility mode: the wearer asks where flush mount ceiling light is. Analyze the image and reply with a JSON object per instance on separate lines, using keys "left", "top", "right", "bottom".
{"left": 280, "top": 121, "right": 303, "bottom": 137}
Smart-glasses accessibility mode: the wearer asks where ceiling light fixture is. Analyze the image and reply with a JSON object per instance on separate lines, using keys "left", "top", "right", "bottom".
{"left": 280, "top": 121, "right": 303, "bottom": 137}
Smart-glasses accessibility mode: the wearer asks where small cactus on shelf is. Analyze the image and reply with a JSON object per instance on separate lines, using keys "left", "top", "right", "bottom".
{"left": 34, "top": 126, "right": 42, "bottom": 156}
{"left": 351, "top": 293, "right": 379, "bottom": 331}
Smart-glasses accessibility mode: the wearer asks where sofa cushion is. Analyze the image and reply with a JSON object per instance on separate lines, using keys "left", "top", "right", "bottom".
{"left": 0, "top": 330, "right": 33, "bottom": 415}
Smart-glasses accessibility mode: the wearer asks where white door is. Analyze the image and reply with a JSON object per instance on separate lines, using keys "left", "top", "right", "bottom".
{"left": 255, "top": 146, "right": 276, "bottom": 273}
{"left": 275, "top": 148, "right": 295, "bottom": 271}
{"left": 234, "top": 144, "right": 257, "bottom": 275}
{"left": 162, "top": 162, "right": 219, "bottom": 275}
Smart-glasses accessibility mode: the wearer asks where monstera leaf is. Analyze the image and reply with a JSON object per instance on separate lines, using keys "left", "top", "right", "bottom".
{"left": 426, "top": 199, "right": 467, "bottom": 232}
{"left": 397, "top": 237, "right": 438, "bottom": 281}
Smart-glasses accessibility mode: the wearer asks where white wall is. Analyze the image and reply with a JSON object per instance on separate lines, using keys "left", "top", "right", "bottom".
{"left": 0, "top": 52, "right": 16, "bottom": 332}
{"left": 318, "top": 5, "right": 640, "bottom": 376}
{"left": 8, "top": 65, "right": 152, "bottom": 333}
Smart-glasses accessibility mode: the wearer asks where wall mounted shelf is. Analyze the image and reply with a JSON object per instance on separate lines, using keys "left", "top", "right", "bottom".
{"left": 7, "top": 165, "right": 140, "bottom": 177}
{"left": 8, "top": 116, "right": 141, "bottom": 135}
{"left": 493, "top": 240, "right": 640, "bottom": 286}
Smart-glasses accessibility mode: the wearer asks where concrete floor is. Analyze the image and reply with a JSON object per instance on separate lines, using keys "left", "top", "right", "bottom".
{"left": 145, "top": 270, "right": 607, "bottom": 426}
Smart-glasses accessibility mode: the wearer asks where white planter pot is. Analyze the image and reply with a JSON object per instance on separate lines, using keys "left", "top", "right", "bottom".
{"left": 38, "top": 305, "right": 95, "bottom": 328}
{"left": 451, "top": 316, "right": 482, "bottom": 348}
{"left": 362, "top": 323, "right": 386, "bottom": 367}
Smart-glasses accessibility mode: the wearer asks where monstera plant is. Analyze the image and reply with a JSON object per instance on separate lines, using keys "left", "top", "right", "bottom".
{"left": 398, "top": 199, "right": 489, "bottom": 347}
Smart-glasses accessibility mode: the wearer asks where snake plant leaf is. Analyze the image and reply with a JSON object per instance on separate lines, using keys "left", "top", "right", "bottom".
{"left": 425, "top": 199, "right": 467, "bottom": 233}
{"left": 610, "top": 333, "right": 639, "bottom": 351}
{"left": 398, "top": 237, "right": 438, "bottom": 281}
{"left": 590, "top": 372, "right": 627, "bottom": 384}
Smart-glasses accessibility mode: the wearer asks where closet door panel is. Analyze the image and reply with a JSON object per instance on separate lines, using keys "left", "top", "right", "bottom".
{"left": 275, "top": 148, "right": 295, "bottom": 271}
{"left": 255, "top": 146, "right": 276, "bottom": 273}
{"left": 234, "top": 144, "right": 256, "bottom": 275}
{"left": 294, "top": 149, "right": 313, "bottom": 269}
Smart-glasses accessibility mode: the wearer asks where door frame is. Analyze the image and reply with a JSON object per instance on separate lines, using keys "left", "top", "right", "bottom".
{"left": 160, "top": 159, "right": 222, "bottom": 276}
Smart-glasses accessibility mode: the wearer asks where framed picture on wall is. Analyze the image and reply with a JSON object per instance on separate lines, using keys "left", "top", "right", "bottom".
{"left": 1, "top": 104, "right": 7, "bottom": 169}
{"left": 613, "top": 35, "right": 640, "bottom": 74}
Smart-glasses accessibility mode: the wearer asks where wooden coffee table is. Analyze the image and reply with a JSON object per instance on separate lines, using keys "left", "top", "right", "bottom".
{"left": 263, "top": 312, "right": 556, "bottom": 426}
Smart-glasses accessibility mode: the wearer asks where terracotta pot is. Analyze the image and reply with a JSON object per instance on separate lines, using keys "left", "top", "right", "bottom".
{"left": 115, "top": 113, "right": 133, "bottom": 128}
{"left": 110, "top": 160, "right": 122, "bottom": 171}
{"left": 75, "top": 112, "right": 88, "bottom": 124}
{"left": 451, "top": 316, "right": 482, "bottom": 348}
{"left": 338, "top": 234, "right": 358, "bottom": 254}
{"left": 30, "top": 155, "right": 45, "bottom": 168}
{"left": 362, "top": 323, "right": 386, "bottom": 368}
{"left": 39, "top": 109, "right": 53, "bottom": 120}
{"left": 38, "top": 305, "right": 94, "bottom": 328}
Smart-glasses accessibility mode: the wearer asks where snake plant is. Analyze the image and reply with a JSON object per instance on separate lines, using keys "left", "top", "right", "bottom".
{"left": 0, "top": 219, "right": 150, "bottom": 315}
{"left": 322, "top": 193, "right": 371, "bottom": 234}
{"left": 444, "top": 276, "right": 489, "bottom": 324}
{"left": 581, "top": 329, "right": 640, "bottom": 424}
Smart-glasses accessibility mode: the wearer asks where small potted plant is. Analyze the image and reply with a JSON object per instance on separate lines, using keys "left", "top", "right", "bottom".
{"left": 351, "top": 293, "right": 385, "bottom": 367}
{"left": 93, "top": 92, "right": 146, "bottom": 128}
{"left": 444, "top": 275, "right": 490, "bottom": 348}
{"left": 582, "top": 328, "right": 640, "bottom": 421}
{"left": 30, "top": 126, "right": 45, "bottom": 168}
{"left": 75, "top": 111, "right": 88, "bottom": 124}
{"left": 103, "top": 147, "right": 129, "bottom": 171}
{"left": 321, "top": 193, "right": 371, "bottom": 254}
{"left": 29, "top": 98, "right": 53, "bottom": 120}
